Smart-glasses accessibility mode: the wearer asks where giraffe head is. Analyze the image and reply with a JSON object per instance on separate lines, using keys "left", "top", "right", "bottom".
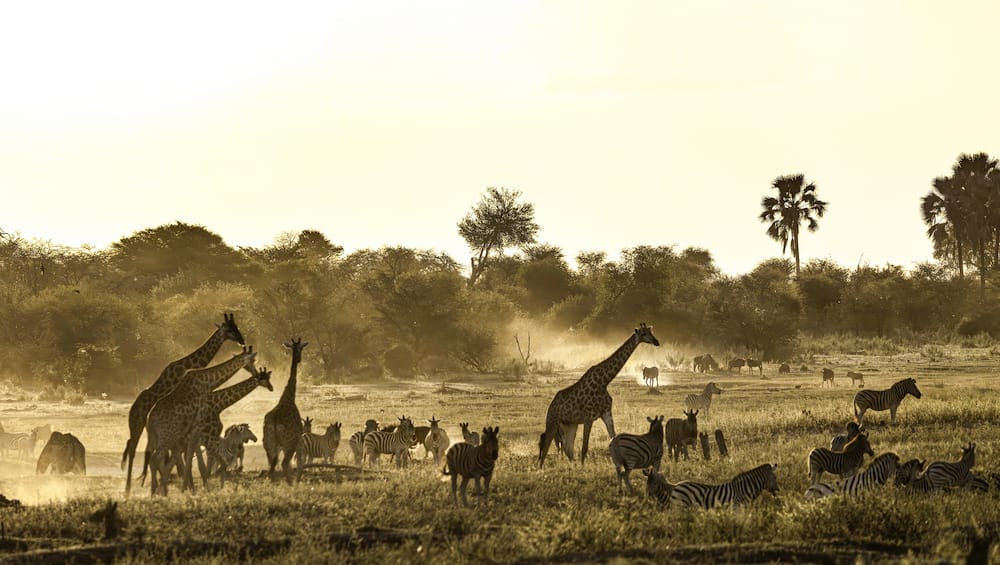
{"left": 283, "top": 338, "right": 309, "bottom": 364}
{"left": 634, "top": 323, "right": 660, "bottom": 347}
{"left": 481, "top": 426, "right": 500, "bottom": 461}
{"left": 428, "top": 416, "right": 441, "bottom": 429}
{"left": 252, "top": 366, "right": 274, "bottom": 392}
{"left": 218, "top": 313, "right": 246, "bottom": 346}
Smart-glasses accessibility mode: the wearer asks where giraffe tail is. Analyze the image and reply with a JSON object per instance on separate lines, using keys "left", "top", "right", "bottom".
{"left": 120, "top": 439, "right": 133, "bottom": 471}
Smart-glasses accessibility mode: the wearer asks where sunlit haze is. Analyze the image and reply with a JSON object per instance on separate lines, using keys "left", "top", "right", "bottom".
{"left": 4, "top": 2, "right": 999, "bottom": 274}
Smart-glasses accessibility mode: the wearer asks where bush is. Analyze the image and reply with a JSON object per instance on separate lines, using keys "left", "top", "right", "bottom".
{"left": 383, "top": 344, "right": 417, "bottom": 378}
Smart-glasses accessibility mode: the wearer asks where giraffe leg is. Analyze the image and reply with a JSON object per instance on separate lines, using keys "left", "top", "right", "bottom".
{"left": 600, "top": 410, "right": 616, "bottom": 439}
{"left": 561, "top": 424, "right": 578, "bottom": 461}
{"left": 580, "top": 421, "right": 594, "bottom": 464}
{"left": 537, "top": 421, "right": 559, "bottom": 469}
{"left": 281, "top": 448, "right": 296, "bottom": 485}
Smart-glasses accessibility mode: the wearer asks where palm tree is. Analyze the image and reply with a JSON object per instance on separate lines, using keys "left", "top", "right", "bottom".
{"left": 952, "top": 152, "right": 999, "bottom": 299}
{"left": 921, "top": 175, "right": 967, "bottom": 280}
{"left": 759, "top": 174, "right": 828, "bottom": 278}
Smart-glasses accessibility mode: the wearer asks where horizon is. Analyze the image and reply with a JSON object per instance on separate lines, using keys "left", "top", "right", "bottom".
{"left": 5, "top": 2, "right": 1000, "bottom": 275}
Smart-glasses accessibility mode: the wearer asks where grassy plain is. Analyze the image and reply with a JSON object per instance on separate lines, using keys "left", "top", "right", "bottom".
{"left": 0, "top": 343, "right": 997, "bottom": 563}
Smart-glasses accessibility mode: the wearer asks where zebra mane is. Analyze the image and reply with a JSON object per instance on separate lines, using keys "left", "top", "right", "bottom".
{"left": 733, "top": 463, "right": 776, "bottom": 481}
{"left": 841, "top": 432, "right": 870, "bottom": 452}
{"left": 892, "top": 378, "right": 915, "bottom": 389}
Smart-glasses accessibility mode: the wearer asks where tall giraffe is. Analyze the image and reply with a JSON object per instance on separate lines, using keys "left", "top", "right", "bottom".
{"left": 263, "top": 338, "right": 307, "bottom": 485}
{"left": 144, "top": 347, "right": 257, "bottom": 496}
{"left": 183, "top": 365, "right": 274, "bottom": 486}
{"left": 537, "top": 323, "right": 660, "bottom": 468}
{"left": 121, "top": 313, "right": 244, "bottom": 496}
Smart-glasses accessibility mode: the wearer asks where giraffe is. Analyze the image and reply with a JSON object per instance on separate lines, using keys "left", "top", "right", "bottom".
{"left": 121, "top": 313, "right": 244, "bottom": 496}
{"left": 263, "top": 338, "right": 307, "bottom": 485}
{"left": 183, "top": 365, "right": 274, "bottom": 487}
{"left": 537, "top": 323, "right": 660, "bottom": 468}
{"left": 143, "top": 347, "right": 257, "bottom": 496}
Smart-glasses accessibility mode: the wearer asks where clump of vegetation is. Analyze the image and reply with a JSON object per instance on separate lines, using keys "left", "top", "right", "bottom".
{"left": 920, "top": 344, "right": 948, "bottom": 361}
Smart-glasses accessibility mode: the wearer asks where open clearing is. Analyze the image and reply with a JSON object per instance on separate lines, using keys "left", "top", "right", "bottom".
{"left": 0, "top": 345, "right": 997, "bottom": 563}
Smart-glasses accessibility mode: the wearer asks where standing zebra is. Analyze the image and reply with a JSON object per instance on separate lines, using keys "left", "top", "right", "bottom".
{"left": 216, "top": 423, "right": 256, "bottom": 474}
{"left": 805, "top": 452, "right": 899, "bottom": 499}
{"left": 442, "top": 426, "right": 499, "bottom": 507}
{"left": 643, "top": 468, "right": 676, "bottom": 507}
{"left": 670, "top": 463, "right": 779, "bottom": 509}
{"left": 924, "top": 443, "right": 976, "bottom": 490}
{"left": 830, "top": 422, "right": 862, "bottom": 452}
{"left": 608, "top": 416, "right": 664, "bottom": 494}
{"left": 0, "top": 432, "right": 34, "bottom": 459}
{"left": 665, "top": 410, "right": 698, "bottom": 462}
{"left": 297, "top": 422, "right": 342, "bottom": 466}
{"left": 363, "top": 416, "right": 415, "bottom": 468}
{"left": 422, "top": 416, "right": 451, "bottom": 465}
{"left": 853, "top": 378, "right": 921, "bottom": 426}
{"left": 641, "top": 366, "right": 659, "bottom": 388}
{"left": 684, "top": 383, "right": 722, "bottom": 418}
{"left": 349, "top": 420, "right": 380, "bottom": 466}
{"left": 807, "top": 432, "right": 873, "bottom": 484}
{"left": 460, "top": 422, "right": 480, "bottom": 446}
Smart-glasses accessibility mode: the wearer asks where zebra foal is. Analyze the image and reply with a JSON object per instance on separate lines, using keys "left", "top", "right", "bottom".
{"left": 670, "top": 463, "right": 779, "bottom": 509}
{"left": 805, "top": 452, "right": 899, "bottom": 499}
{"left": 924, "top": 443, "right": 976, "bottom": 490}
{"left": 853, "top": 378, "right": 921, "bottom": 426}
{"left": 608, "top": 415, "right": 664, "bottom": 494}
{"left": 808, "top": 432, "right": 873, "bottom": 484}
{"left": 443, "top": 426, "right": 499, "bottom": 507}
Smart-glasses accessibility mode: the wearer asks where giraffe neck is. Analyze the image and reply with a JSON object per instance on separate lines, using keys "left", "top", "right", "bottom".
{"left": 278, "top": 357, "right": 299, "bottom": 407}
{"left": 189, "top": 354, "right": 251, "bottom": 393}
{"left": 207, "top": 375, "right": 260, "bottom": 413}
{"left": 589, "top": 333, "right": 641, "bottom": 388}
{"left": 174, "top": 327, "right": 228, "bottom": 372}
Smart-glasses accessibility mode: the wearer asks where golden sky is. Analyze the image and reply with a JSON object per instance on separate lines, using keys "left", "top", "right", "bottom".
{"left": 3, "top": 1, "right": 999, "bottom": 274}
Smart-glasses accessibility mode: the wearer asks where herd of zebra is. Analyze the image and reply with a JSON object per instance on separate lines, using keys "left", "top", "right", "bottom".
{"left": 0, "top": 423, "right": 87, "bottom": 476}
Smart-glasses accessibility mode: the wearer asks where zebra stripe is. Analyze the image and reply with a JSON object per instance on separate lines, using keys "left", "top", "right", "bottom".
{"left": 443, "top": 426, "right": 499, "bottom": 507}
{"left": 609, "top": 416, "right": 664, "bottom": 494}
{"left": 684, "top": 383, "right": 722, "bottom": 418}
{"left": 423, "top": 417, "right": 450, "bottom": 464}
{"left": 670, "top": 463, "right": 779, "bottom": 509}
{"left": 808, "top": 433, "right": 873, "bottom": 484}
{"left": 363, "top": 417, "right": 415, "bottom": 468}
{"left": 349, "top": 420, "right": 380, "bottom": 466}
{"left": 805, "top": 452, "right": 899, "bottom": 499}
{"left": 853, "top": 378, "right": 921, "bottom": 425}
{"left": 830, "top": 422, "right": 862, "bottom": 452}
{"left": 214, "top": 424, "right": 257, "bottom": 475}
{"left": 460, "top": 422, "right": 480, "bottom": 446}
{"left": 924, "top": 443, "right": 976, "bottom": 490}
{"left": 298, "top": 423, "right": 342, "bottom": 465}
{"left": 643, "top": 468, "right": 675, "bottom": 507}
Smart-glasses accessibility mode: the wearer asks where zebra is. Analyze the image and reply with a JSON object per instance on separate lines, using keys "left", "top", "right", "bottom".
{"left": 297, "top": 422, "right": 342, "bottom": 466}
{"left": 349, "top": 419, "right": 380, "bottom": 466}
{"left": 0, "top": 432, "right": 33, "bottom": 459}
{"left": 962, "top": 474, "right": 990, "bottom": 493}
{"left": 924, "top": 443, "right": 976, "bottom": 490}
{"left": 363, "top": 416, "right": 415, "bottom": 468}
{"left": 853, "top": 378, "right": 921, "bottom": 426}
{"left": 665, "top": 410, "right": 698, "bottom": 462}
{"left": 684, "top": 382, "right": 722, "bottom": 418}
{"left": 807, "top": 432, "right": 873, "bottom": 484}
{"left": 804, "top": 452, "right": 899, "bottom": 499}
{"left": 642, "top": 366, "right": 659, "bottom": 388}
{"left": 643, "top": 468, "right": 676, "bottom": 507}
{"left": 422, "top": 416, "right": 451, "bottom": 464}
{"left": 830, "top": 422, "right": 862, "bottom": 452}
{"left": 608, "top": 415, "right": 664, "bottom": 494}
{"left": 460, "top": 422, "right": 480, "bottom": 446}
{"left": 670, "top": 463, "right": 779, "bottom": 509}
{"left": 217, "top": 423, "right": 256, "bottom": 473}
{"left": 442, "top": 426, "right": 499, "bottom": 507}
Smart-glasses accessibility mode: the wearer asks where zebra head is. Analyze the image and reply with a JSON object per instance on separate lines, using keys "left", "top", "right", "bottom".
{"left": 896, "top": 458, "right": 925, "bottom": 485}
{"left": 239, "top": 424, "right": 258, "bottom": 444}
{"left": 846, "top": 433, "right": 874, "bottom": 457}
{"left": 645, "top": 415, "right": 665, "bottom": 435}
{"left": 302, "top": 417, "right": 313, "bottom": 434}
{"left": 253, "top": 366, "right": 274, "bottom": 391}
{"left": 764, "top": 463, "right": 779, "bottom": 493}
{"left": 705, "top": 382, "right": 722, "bottom": 395}
{"left": 634, "top": 323, "right": 660, "bottom": 347}
{"left": 398, "top": 416, "right": 416, "bottom": 441}
{"left": 428, "top": 416, "right": 441, "bottom": 429}
{"left": 327, "top": 423, "right": 342, "bottom": 442}
{"left": 481, "top": 426, "right": 500, "bottom": 461}
{"left": 364, "top": 419, "right": 380, "bottom": 433}
{"left": 901, "top": 378, "right": 922, "bottom": 399}
{"left": 217, "top": 312, "right": 246, "bottom": 346}
{"left": 961, "top": 443, "right": 976, "bottom": 467}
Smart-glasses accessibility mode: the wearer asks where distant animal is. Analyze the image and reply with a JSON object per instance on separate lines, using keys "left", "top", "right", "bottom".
{"left": 807, "top": 433, "right": 873, "bottom": 484}
{"left": 684, "top": 382, "right": 723, "bottom": 418}
{"left": 443, "top": 426, "right": 500, "bottom": 507}
{"left": 670, "top": 464, "right": 779, "bottom": 509}
{"left": 641, "top": 366, "right": 659, "bottom": 388}
{"left": 350, "top": 419, "right": 380, "bottom": 466}
{"left": 805, "top": 452, "right": 899, "bottom": 499}
{"left": 665, "top": 410, "right": 698, "bottom": 462}
{"left": 0, "top": 431, "right": 34, "bottom": 459}
{"left": 422, "top": 416, "right": 451, "bottom": 464}
{"left": 728, "top": 358, "right": 746, "bottom": 374}
{"left": 746, "top": 358, "right": 763, "bottom": 375}
{"left": 830, "top": 422, "right": 862, "bottom": 452}
{"left": 36, "top": 431, "right": 86, "bottom": 475}
{"left": 363, "top": 416, "right": 415, "bottom": 468}
{"left": 778, "top": 363, "right": 790, "bottom": 374}
{"left": 643, "top": 468, "right": 675, "bottom": 507}
{"left": 693, "top": 354, "right": 718, "bottom": 373}
{"left": 297, "top": 422, "right": 342, "bottom": 466}
{"left": 821, "top": 368, "right": 834, "bottom": 386}
{"left": 924, "top": 443, "right": 976, "bottom": 490}
{"left": 800, "top": 364, "right": 809, "bottom": 372}
{"left": 608, "top": 415, "right": 664, "bottom": 494}
{"left": 853, "top": 378, "right": 921, "bottom": 426}
{"left": 847, "top": 371, "right": 865, "bottom": 387}
{"left": 460, "top": 422, "right": 480, "bottom": 446}
{"left": 32, "top": 424, "right": 52, "bottom": 446}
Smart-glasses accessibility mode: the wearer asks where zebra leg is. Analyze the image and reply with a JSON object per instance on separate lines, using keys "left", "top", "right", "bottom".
{"left": 580, "top": 421, "right": 594, "bottom": 464}
{"left": 473, "top": 476, "right": 484, "bottom": 506}
{"left": 622, "top": 468, "right": 635, "bottom": 495}
{"left": 483, "top": 473, "right": 492, "bottom": 505}
{"left": 560, "top": 424, "right": 578, "bottom": 462}
{"left": 450, "top": 473, "right": 459, "bottom": 506}
{"left": 890, "top": 405, "right": 898, "bottom": 423}
{"left": 460, "top": 476, "right": 471, "bottom": 507}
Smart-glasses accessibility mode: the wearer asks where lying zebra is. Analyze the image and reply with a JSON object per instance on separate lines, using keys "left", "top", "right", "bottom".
{"left": 807, "top": 432, "right": 873, "bottom": 485}
{"left": 805, "top": 452, "right": 899, "bottom": 499}
{"left": 670, "top": 464, "right": 780, "bottom": 509}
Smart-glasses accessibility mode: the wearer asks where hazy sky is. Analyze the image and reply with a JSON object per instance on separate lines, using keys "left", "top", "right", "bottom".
{"left": 3, "top": 2, "right": 999, "bottom": 274}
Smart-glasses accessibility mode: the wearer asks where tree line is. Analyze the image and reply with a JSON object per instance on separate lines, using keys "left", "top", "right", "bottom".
{"left": 0, "top": 153, "right": 996, "bottom": 396}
